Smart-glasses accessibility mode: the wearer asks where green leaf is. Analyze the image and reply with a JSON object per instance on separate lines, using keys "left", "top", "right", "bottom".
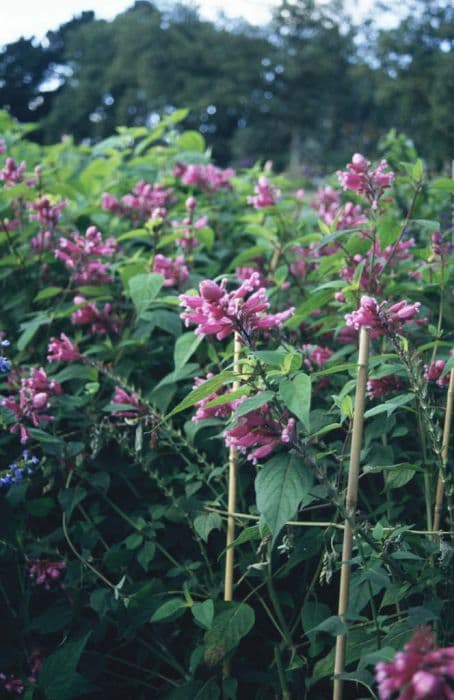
{"left": 33, "top": 286, "right": 63, "bottom": 302}
{"left": 311, "top": 615, "right": 348, "bottom": 636}
{"left": 125, "top": 533, "right": 143, "bottom": 550}
{"left": 174, "top": 332, "right": 203, "bottom": 370}
{"left": 192, "top": 600, "right": 214, "bottom": 630}
{"left": 431, "top": 177, "right": 454, "bottom": 192}
{"left": 279, "top": 373, "right": 311, "bottom": 431}
{"left": 129, "top": 273, "right": 164, "bottom": 317}
{"left": 166, "top": 371, "right": 235, "bottom": 418}
{"left": 17, "top": 314, "right": 50, "bottom": 351}
{"left": 30, "top": 599, "right": 73, "bottom": 633}
{"left": 301, "top": 600, "right": 331, "bottom": 635}
{"left": 364, "top": 393, "right": 414, "bottom": 418}
{"left": 26, "top": 497, "right": 54, "bottom": 517}
{"left": 286, "top": 289, "right": 333, "bottom": 329}
{"left": 137, "top": 541, "right": 156, "bottom": 570}
{"left": 195, "top": 226, "right": 215, "bottom": 250}
{"left": 194, "top": 512, "right": 222, "bottom": 542}
{"left": 255, "top": 454, "right": 313, "bottom": 543}
{"left": 38, "top": 632, "right": 91, "bottom": 700}
{"left": 150, "top": 598, "right": 187, "bottom": 623}
{"left": 52, "top": 365, "right": 97, "bottom": 383}
{"left": 204, "top": 602, "right": 255, "bottom": 665}
{"left": 176, "top": 130, "right": 205, "bottom": 152}
{"left": 231, "top": 391, "right": 274, "bottom": 420}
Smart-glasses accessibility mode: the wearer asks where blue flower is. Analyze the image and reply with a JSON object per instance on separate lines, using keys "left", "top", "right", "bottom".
{"left": 0, "top": 357, "right": 10, "bottom": 373}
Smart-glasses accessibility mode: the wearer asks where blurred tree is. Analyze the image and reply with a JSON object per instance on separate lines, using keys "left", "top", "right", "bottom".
{"left": 375, "top": 0, "right": 454, "bottom": 167}
{"left": 0, "top": 0, "right": 452, "bottom": 169}
{"left": 269, "top": 0, "right": 356, "bottom": 171}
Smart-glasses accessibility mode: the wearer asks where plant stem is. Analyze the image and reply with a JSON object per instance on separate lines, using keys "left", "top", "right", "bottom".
{"left": 274, "top": 646, "right": 291, "bottom": 700}
{"left": 333, "top": 327, "right": 369, "bottom": 700}
{"left": 433, "top": 370, "right": 454, "bottom": 534}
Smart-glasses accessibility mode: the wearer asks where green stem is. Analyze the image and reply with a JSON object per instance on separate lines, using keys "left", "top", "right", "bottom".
{"left": 274, "top": 646, "right": 291, "bottom": 700}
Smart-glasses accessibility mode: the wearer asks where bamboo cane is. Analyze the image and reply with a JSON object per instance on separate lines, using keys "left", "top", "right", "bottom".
{"left": 223, "top": 333, "right": 241, "bottom": 678}
{"left": 333, "top": 327, "right": 370, "bottom": 700}
{"left": 432, "top": 369, "right": 454, "bottom": 534}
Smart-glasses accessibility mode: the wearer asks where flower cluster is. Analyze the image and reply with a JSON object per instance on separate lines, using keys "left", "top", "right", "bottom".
{"left": 55, "top": 225, "right": 118, "bottom": 286}
{"left": 110, "top": 387, "right": 147, "bottom": 418}
{"left": 29, "top": 196, "right": 67, "bottom": 228}
{"left": 71, "top": 295, "right": 120, "bottom": 335}
{"left": 375, "top": 626, "right": 454, "bottom": 699}
{"left": 302, "top": 344, "right": 333, "bottom": 370}
{"left": 429, "top": 231, "right": 453, "bottom": 264}
{"left": 172, "top": 198, "right": 208, "bottom": 251}
{"left": 0, "top": 157, "right": 26, "bottom": 187}
{"left": 0, "top": 673, "right": 26, "bottom": 695}
{"left": 424, "top": 360, "right": 450, "bottom": 389}
{"left": 236, "top": 264, "right": 268, "bottom": 288}
{"left": 152, "top": 254, "right": 189, "bottom": 288}
{"left": 367, "top": 375, "right": 405, "bottom": 399}
{"left": 345, "top": 295, "right": 420, "bottom": 336}
{"left": 2, "top": 368, "right": 63, "bottom": 443}
{"left": 179, "top": 272, "right": 294, "bottom": 343}
{"left": 47, "top": 334, "right": 81, "bottom": 363}
{"left": 224, "top": 403, "right": 296, "bottom": 464}
{"left": 337, "top": 153, "right": 394, "bottom": 209}
{"left": 173, "top": 162, "right": 234, "bottom": 192}
{"left": 102, "top": 180, "right": 174, "bottom": 222}
{"left": 0, "top": 450, "right": 39, "bottom": 489}
{"left": 0, "top": 651, "right": 43, "bottom": 696}
{"left": 289, "top": 245, "right": 320, "bottom": 281}
{"left": 311, "top": 185, "right": 366, "bottom": 230}
{"left": 248, "top": 176, "right": 281, "bottom": 208}
{"left": 28, "top": 558, "right": 66, "bottom": 589}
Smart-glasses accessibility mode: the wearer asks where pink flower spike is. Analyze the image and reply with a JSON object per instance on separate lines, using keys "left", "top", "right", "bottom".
{"left": 179, "top": 274, "right": 294, "bottom": 343}
{"left": 47, "top": 334, "right": 81, "bottom": 363}
{"left": 375, "top": 626, "right": 454, "bottom": 700}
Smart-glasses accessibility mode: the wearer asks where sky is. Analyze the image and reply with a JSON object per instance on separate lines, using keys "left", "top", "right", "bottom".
{"left": 0, "top": 0, "right": 400, "bottom": 46}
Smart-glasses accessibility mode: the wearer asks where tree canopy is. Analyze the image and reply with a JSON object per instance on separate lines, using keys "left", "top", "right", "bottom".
{"left": 0, "top": 0, "right": 452, "bottom": 168}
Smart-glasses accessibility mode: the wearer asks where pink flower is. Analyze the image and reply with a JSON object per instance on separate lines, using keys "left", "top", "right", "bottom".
{"left": 29, "top": 197, "right": 67, "bottom": 228}
{"left": 47, "top": 334, "right": 81, "bottom": 363}
{"left": 424, "top": 360, "right": 450, "bottom": 388}
{"left": 247, "top": 176, "right": 281, "bottom": 208}
{"left": 367, "top": 375, "right": 405, "bottom": 399}
{"left": 0, "top": 673, "right": 25, "bottom": 695}
{"left": 153, "top": 254, "right": 189, "bottom": 288}
{"left": 179, "top": 272, "right": 294, "bottom": 343}
{"left": 375, "top": 626, "right": 454, "bottom": 699}
{"left": 31, "top": 230, "right": 52, "bottom": 251}
{"left": 236, "top": 265, "right": 268, "bottom": 288}
{"left": 55, "top": 226, "right": 119, "bottom": 285}
{"left": 1, "top": 368, "right": 63, "bottom": 443}
{"left": 174, "top": 163, "right": 234, "bottom": 192}
{"left": 337, "top": 154, "right": 394, "bottom": 209}
{"left": 102, "top": 181, "right": 174, "bottom": 222}
{"left": 345, "top": 295, "right": 420, "bottom": 336}
{"left": 302, "top": 344, "right": 333, "bottom": 370}
{"left": 27, "top": 558, "right": 66, "bottom": 589}
{"left": 110, "top": 387, "right": 146, "bottom": 417}
{"left": 289, "top": 245, "right": 320, "bottom": 280}
{"left": 224, "top": 403, "right": 296, "bottom": 464}
{"left": 311, "top": 186, "right": 366, "bottom": 230}
{"left": 0, "top": 157, "right": 26, "bottom": 187}
{"left": 71, "top": 295, "right": 120, "bottom": 335}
